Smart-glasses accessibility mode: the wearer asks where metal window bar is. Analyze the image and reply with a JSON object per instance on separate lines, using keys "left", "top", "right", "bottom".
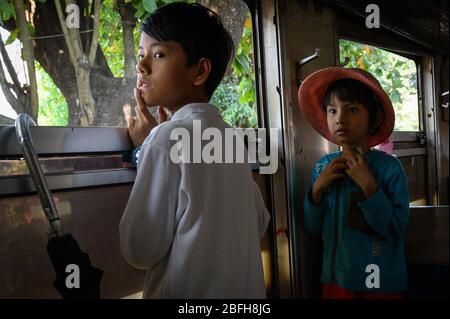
{"left": 15, "top": 113, "right": 63, "bottom": 237}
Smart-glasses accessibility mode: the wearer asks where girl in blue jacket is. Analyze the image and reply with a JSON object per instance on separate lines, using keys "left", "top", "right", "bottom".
{"left": 298, "top": 67, "right": 409, "bottom": 299}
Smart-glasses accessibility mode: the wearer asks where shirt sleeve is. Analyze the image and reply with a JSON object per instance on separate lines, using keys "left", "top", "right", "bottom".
{"left": 357, "top": 159, "right": 409, "bottom": 240}
{"left": 302, "top": 161, "right": 327, "bottom": 234}
{"left": 119, "top": 142, "right": 181, "bottom": 270}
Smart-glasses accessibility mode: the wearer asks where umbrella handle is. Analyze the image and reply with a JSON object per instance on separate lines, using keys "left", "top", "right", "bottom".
{"left": 15, "top": 114, "right": 64, "bottom": 238}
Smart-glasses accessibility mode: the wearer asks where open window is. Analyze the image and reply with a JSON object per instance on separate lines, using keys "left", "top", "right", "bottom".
{"left": 339, "top": 39, "right": 432, "bottom": 206}
{"left": 0, "top": 1, "right": 258, "bottom": 129}
{"left": 339, "top": 39, "right": 421, "bottom": 132}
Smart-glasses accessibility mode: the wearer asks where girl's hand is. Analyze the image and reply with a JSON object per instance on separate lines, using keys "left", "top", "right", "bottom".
{"left": 344, "top": 149, "right": 378, "bottom": 198}
{"left": 311, "top": 158, "right": 347, "bottom": 205}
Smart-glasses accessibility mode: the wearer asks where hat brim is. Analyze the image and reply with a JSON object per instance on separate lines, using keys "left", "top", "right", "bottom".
{"left": 298, "top": 67, "right": 395, "bottom": 147}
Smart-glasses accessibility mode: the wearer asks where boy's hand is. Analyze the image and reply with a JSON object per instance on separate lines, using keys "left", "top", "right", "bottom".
{"left": 125, "top": 88, "right": 168, "bottom": 147}
{"left": 311, "top": 158, "right": 347, "bottom": 205}
{"left": 343, "top": 148, "right": 378, "bottom": 199}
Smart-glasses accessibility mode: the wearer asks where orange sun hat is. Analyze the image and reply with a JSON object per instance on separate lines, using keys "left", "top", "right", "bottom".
{"left": 297, "top": 67, "right": 395, "bottom": 147}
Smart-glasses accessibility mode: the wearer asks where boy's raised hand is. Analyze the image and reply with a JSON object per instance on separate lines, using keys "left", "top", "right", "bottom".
{"left": 343, "top": 148, "right": 378, "bottom": 199}
{"left": 311, "top": 158, "right": 347, "bottom": 205}
{"left": 125, "top": 88, "right": 168, "bottom": 147}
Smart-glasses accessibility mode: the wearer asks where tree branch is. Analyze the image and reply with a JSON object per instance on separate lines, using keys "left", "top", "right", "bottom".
{"left": 14, "top": 0, "right": 39, "bottom": 119}
{"left": 88, "top": 0, "right": 100, "bottom": 66}
{"left": 64, "top": 0, "right": 85, "bottom": 65}
{"left": 0, "top": 55, "right": 26, "bottom": 115}
{"left": 0, "top": 34, "right": 22, "bottom": 91}
{"left": 56, "top": 0, "right": 95, "bottom": 125}
{"left": 55, "top": 0, "right": 77, "bottom": 66}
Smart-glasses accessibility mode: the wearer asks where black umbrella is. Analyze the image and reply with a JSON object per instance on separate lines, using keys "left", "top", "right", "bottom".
{"left": 15, "top": 114, "right": 103, "bottom": 299}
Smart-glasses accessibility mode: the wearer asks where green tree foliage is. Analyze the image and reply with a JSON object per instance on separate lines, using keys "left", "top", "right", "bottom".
{"left": 339, "top": 39, "right": 419, "bottom": 131}
{"left": 36, "top": 63, "right": 67, "bottom": 126}
{"left": 3, "top": 0, "right": 257, "bottom": 128}
{"left": 126, "top": 0, "right": 183, "bottom": 20}
{"left": 211, "top": 14, "right": 257, "bottom": 128}
{"left": 100, "top": 0, "right": 126, "bottom": 78}
{"left": 0, "top": 0, "right": 14, "bottom": 21}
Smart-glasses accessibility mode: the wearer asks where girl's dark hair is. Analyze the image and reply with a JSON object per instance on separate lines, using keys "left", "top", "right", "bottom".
{"left": 323, "top": 78, "right": 385, "bottom": 133}
{"left": 141, "top": 3, "right": 235, "bottom": 99}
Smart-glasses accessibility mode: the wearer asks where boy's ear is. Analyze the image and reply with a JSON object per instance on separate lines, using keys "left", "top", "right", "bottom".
{"left": 192, "top": 58, "right": 211, "bottom": 87}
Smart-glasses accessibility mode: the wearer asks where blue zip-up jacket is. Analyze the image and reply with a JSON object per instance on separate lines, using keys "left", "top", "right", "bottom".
{"left": 303, "top": 149, "right": 409, "bottom": 292}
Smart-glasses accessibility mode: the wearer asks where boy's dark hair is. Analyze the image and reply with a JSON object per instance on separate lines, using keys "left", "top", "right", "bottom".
{"left": 141, "top": 2, "right": 235, "bottom": 98}
{"left": 323, "top": 78, "right": 386, "bottom": 133}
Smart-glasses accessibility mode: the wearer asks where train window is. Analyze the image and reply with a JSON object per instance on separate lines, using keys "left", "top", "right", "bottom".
{"left": 339, "top": 39, "right": 420, "bottom": 131}
{"left": 0, "top": 1, "right": 265, "bottom": 298}
{"left": 0, "top": 1, "right": 257, "bottom": 129}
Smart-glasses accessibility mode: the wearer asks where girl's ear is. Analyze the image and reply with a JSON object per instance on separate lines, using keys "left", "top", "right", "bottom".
{"left": 193, "top": 58, "right": 211, "bottom": 87}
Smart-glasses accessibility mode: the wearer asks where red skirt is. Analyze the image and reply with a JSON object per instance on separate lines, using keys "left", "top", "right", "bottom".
{"left": 323, "top": 284, "right": 404, "bottom": 299}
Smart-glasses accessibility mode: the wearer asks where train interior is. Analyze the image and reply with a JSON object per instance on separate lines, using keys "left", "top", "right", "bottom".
{"left": 0, "top": 0, "right": 448, "bottom": 298}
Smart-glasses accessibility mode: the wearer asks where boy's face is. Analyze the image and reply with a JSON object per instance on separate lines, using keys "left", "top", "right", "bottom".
{"left": 136, "top": 33, "right": 201, "bottom": 112}
{"left": 326, "top": 93, "right": 371, "bottom": 148}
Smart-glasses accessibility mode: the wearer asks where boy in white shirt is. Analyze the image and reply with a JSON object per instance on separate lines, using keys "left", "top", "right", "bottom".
{"left": 119, "top": 2, "right": 270, "bottom": 299}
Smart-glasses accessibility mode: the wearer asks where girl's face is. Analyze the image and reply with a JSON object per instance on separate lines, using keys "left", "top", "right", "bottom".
{"left": 326, "top": 93, "right": 371, "bottom": 148}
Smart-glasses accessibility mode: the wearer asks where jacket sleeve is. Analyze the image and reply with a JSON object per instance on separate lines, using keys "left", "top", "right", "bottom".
{"left": 119, "top": 143, "right": 181, "bottom": 270}
{"left": 302, "top": 161, "right": 327, "bottom": 234}
{"left": 358, "top": 158, "right": 409, "bottom": 239}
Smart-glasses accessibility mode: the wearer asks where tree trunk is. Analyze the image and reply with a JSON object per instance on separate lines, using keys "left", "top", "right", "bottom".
{"left": 117, "top": 0, "right": 137, "bottom": 79}
{"left": 55, "top": 0, "right": 97, "bottom": 125}
{"left": 75, "top": 64, "right": 96, "bottom": 125}
{"left": 199, "top": 0, "right": 248, "bottom": 49}
{"left": 14, "top": 0, "right": 39, "bottom": 120}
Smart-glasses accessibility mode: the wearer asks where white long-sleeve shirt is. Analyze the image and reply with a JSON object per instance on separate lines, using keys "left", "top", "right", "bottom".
{"left": 119, "top": 103, "right": 270, "bottom": 299}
